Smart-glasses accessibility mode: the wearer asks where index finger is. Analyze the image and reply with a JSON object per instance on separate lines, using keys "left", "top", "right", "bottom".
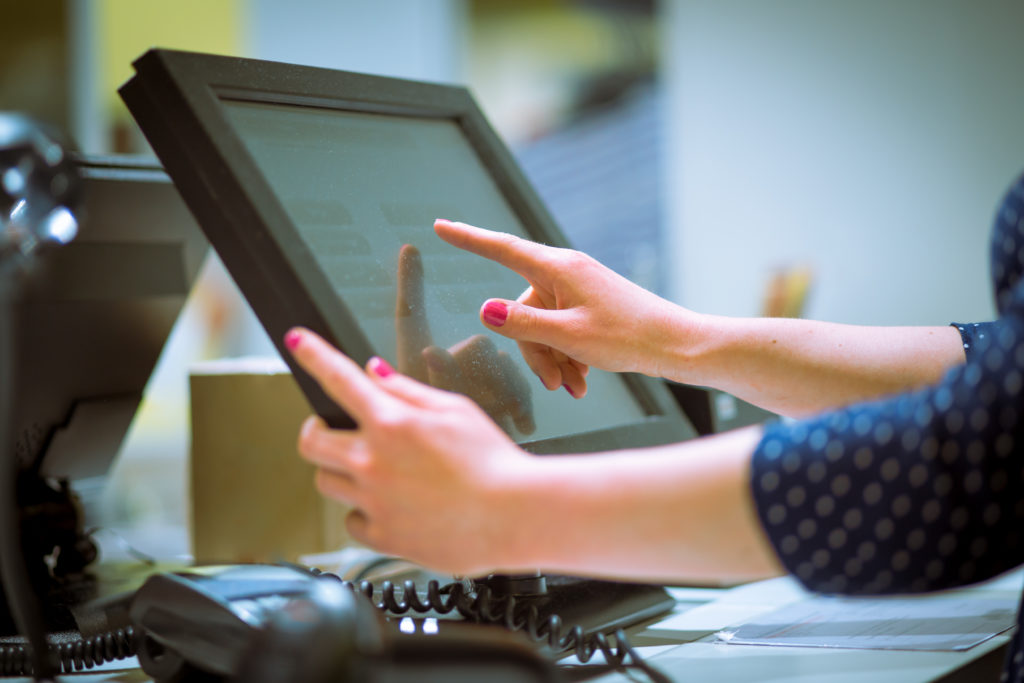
{"left": 285, "top": 327, "right": 384, "bottom": 424}
{"left": 433, "top": 219, "right": 556, "bottom": 285}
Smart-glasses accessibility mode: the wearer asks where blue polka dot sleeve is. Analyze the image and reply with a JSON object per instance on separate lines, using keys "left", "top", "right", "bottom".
{"left": 751, "top": 171, "right": 1024, "bottom": 679}
{"left": 951, "top": 321, "right": 996, "bottom": 355}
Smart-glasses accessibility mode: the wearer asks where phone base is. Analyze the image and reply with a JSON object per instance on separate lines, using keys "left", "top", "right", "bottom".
{"left": 476, "top": 574, "right": 676, "bottom": 643}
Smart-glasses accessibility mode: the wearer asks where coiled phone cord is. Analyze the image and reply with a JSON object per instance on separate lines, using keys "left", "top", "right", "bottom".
{"left": 313, "top": 570, "right": 671, "bottom": 683}
{"left": 0, "top": 626, "right": 137, "bottom": 676}
{"left": 0, "top": 573, "right": 670, "bottom": 682}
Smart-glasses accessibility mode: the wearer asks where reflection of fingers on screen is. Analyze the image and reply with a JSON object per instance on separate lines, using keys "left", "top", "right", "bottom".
{"left": 423, "top": 346, "right": 457, "bottom": 391}
{"left": 514, "top": 412, "right": 536, "bottom": 436}
{"left": 488, "top": 350, "right": 534, "bottom": 435}
{"left": 496, "top": 351, "right": 531, "bottom": 405}
{"left": 396, "top": 244, "right": 425, "bottom": 316}
{"left": 462, "top": 335, "right": 496, "bottom": 365}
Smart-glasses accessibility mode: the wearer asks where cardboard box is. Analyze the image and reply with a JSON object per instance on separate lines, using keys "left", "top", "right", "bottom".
{"left": 189, "top": 357, "right": 353, "bottom": 564}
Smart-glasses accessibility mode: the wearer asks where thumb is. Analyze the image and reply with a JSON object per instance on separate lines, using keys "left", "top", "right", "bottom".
{"left": 480, "top": 299, "right": 573, "bottom": 349}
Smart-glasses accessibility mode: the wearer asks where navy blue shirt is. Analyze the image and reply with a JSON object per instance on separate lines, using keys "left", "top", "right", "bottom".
{"left": 752, "top": 171, "right": 1024, "bottom": 680}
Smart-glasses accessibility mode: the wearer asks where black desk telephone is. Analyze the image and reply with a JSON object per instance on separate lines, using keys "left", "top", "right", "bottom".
{"left": 129, "top": 564, "right": 561, "bottom": 683}
{"left": 0, "top": 563, "right": 671, "bottom": 681}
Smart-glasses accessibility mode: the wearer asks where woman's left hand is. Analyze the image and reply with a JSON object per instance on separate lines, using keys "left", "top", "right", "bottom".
{"left": 286, "top": 327, "right": 533, "bottom": 576}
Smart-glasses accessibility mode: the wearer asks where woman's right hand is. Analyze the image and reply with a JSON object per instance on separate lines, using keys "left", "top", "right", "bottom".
{"left": 434, "top": 219, "right": 694, "bottom": 397}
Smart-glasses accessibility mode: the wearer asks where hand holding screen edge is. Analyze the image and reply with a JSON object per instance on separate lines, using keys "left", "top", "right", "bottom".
{"left": 286, "top": 327, "right": 537, "bottom": 577}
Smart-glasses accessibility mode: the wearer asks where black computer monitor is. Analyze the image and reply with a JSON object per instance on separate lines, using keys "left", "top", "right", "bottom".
{"left": 119, "top": 49, "right": 697, "bottom": 454}
{"left": 12, "top": 155, "right": 207, "bottom": 478}
{"left": 3, "top": 154, "right": 207, "bottom": 634}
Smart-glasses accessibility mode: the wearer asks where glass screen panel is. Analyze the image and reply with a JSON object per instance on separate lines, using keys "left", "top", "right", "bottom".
{"left": 221, "top": 100, "right": 647, "bottom": 443}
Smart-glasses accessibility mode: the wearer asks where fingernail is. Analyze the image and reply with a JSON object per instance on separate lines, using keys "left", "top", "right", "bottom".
{"left": 563, "top": 383, "right": 577, "bottom": 398}
{"left": 482, "top": 300, "right": 508, "bottom": 327}
{"left": 368, "top": 356, "right": 395, "bottom": 378}
{"left": 284, "top": 330, "right": 302, "bottom": 351}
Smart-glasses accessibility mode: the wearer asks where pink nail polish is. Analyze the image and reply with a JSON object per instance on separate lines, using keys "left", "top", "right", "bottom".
{"left": 563, "top": 383, "right": 577, "bottom": 398}
{"left": 369, "top": 356, "right": 395, "bottom": 378}
{"left": 284, "top": 330, "right": 302, "bottom": 350}
{"left": 482, "top": 300, "right": 508, "bottom": 327}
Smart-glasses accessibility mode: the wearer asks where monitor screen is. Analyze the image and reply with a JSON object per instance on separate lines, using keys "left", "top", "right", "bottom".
{"left": 219, "top": 101, "right": 646, "bottom": 443}
{"left": 120, "top": 50, "right": 697, "bottom": 454}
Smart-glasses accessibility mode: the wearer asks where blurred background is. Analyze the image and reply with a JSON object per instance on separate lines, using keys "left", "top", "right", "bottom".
{"left": 4, "top": 0, "right": 1024, "bottom": 557}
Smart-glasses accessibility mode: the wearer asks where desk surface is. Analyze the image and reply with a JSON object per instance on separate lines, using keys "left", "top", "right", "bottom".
{"left": 10, "top": 569, "right": 1021, "bottom": 682}
{"left": 582, "top": 570, "right": 1022, "bottom": 682}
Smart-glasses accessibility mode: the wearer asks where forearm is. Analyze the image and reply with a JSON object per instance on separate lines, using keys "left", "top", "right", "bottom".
{"left": 494, "top": 426, "right": 782, "bottom": 585}
{"left": 653, "top": 313, "right": 966, "bottom": 417}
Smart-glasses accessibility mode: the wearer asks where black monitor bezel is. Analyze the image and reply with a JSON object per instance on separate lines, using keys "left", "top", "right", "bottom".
{"left": 120, "top": 49, "right": 695, "bottom": 452}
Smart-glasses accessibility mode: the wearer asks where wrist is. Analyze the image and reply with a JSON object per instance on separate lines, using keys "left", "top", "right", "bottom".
{"left": 646, "top": 306, "right": 721, "bottom": 385}
{"left": 483, "top": 454, "right": 585, "bottom": 573}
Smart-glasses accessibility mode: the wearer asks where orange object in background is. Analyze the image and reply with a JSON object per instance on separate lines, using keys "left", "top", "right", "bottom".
{"left": 762, "top": 265, "right": 814, "bottom": 319}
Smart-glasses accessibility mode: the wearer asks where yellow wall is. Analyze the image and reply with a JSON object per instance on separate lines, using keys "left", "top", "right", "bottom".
{"left": 98, "top": 0, "right": 243, "bottom": 127}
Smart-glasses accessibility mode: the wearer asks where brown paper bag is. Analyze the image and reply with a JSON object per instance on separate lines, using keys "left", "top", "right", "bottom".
{"left": 189, "top": 358, "right": 352, "bottom": 564}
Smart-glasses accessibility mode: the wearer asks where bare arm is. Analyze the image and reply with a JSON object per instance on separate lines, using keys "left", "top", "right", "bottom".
{"left": 655, "top": 315, "right": 966, "bottom": 417}
{"left": 434, "top": 220, "right": 967, "bottom": 417}
{"left": 498, "top": 425, "right": 781, "bottom": 584}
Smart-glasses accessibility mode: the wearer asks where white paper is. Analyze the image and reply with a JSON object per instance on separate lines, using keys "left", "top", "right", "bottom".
{"left": 718, "top": 595, "right": 1017, "bottom": 651}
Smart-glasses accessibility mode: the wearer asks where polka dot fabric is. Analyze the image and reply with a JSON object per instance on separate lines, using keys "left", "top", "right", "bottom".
{"left": 752, "top": 170, "right": 1024, "bottom": 682}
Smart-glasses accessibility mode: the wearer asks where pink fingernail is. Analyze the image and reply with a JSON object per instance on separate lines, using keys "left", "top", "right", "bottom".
{"left": 368, "top": 356, "right": 395, "bottom": 378}
{"left": 482, "top": 300, "right": 508, "bottom": 327}
{"left": 563, "top": 384, "right": 577, "bottom": 398}
{"left": 284, "top": 330, "right": 302, "bottom": 350}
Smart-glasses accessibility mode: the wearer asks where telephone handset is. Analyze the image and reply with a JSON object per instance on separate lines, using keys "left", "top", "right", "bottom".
{"left": 129, "top": 564, "right": 563, "bottom": 683}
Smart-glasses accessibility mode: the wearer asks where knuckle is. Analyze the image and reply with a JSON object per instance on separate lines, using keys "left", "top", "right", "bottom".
{"left": 374, "top": 409, "right": 413, "bottom": 435}
{"left": 556, "top": 247, "right": 588, "bottom": 269}
{"left": 495, "top": 230, "right": 522, "bottom": 249}
{"left": 323, "top": 365, "right": 347, "bottom": 389}
{"left": 513, "top": 306, "right": 538, "bottom": 333}
{"left": 347, "top": 445, "right": 373, "bottom": 476}
{"left": 561, "top": 311, "right": 588, "bottom": 337}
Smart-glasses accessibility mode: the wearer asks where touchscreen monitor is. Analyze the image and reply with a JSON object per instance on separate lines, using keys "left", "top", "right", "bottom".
{"left": 119, "top": 49, "right": 697, "bottom": 454}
